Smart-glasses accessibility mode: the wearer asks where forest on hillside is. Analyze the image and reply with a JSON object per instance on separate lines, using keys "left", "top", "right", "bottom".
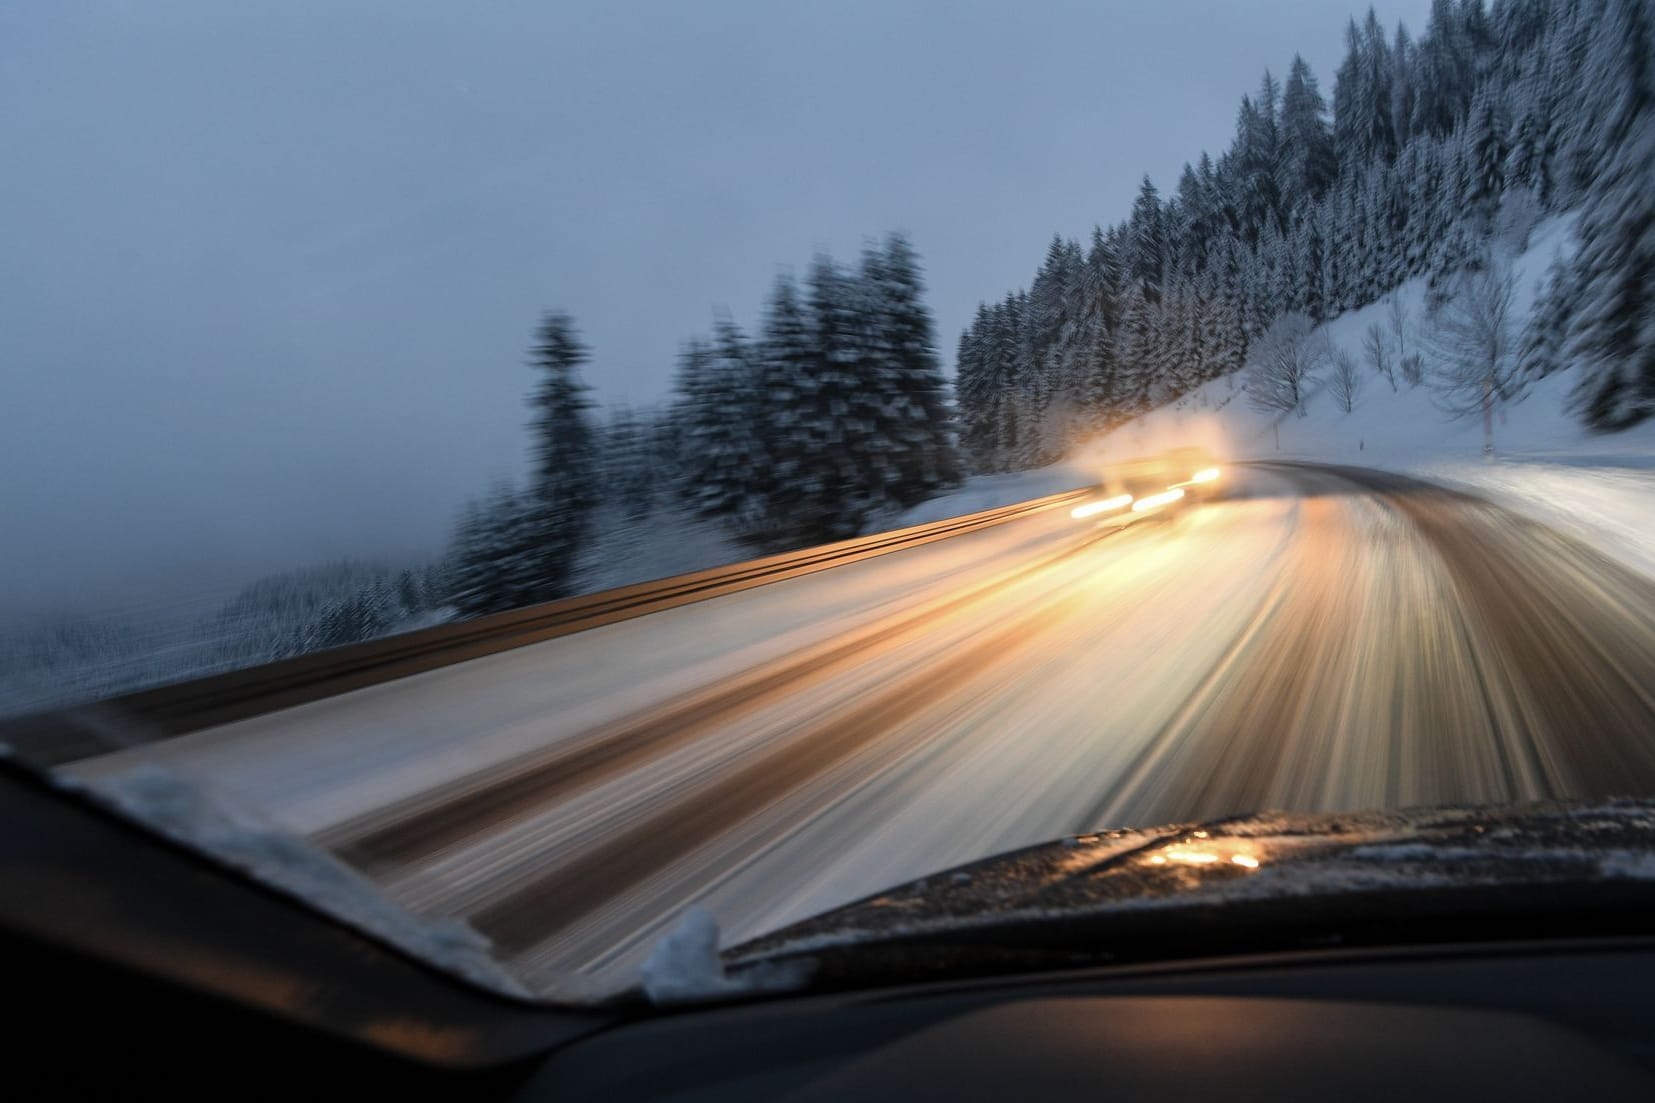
{"left": 955, "top": 0, "right": 1655, "bottom": 473}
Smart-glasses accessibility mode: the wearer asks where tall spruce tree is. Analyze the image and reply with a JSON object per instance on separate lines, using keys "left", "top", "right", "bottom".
{"left": 447, "top": 481, "right": 542, "bottom": 617}
{"left": 525, "top": 312, "right": 598, "bottom": 603}
{"left": 955, "top": 305, "right": 998, "bottom": 472}
{"left": 750, "top": 271, "right": 815, "bottom": 543}
{"left": 872, "top": 233, "right": 961, "bottom": 504}
{"left": 1280, "top": 54, "right": 1339, "bottom": 206}
{"left": 803, "top": 253, "right": 869, "bottom": 536}
{"left": 683, "top": 317, "right": 763, "bottom": 526}
{"left": 1557, "top": 0, "right": 1655, "bottom": 427}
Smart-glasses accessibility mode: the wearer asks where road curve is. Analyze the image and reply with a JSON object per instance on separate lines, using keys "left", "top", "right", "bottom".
{"left": 66, "top": 463, "right": 1655, "bottom": 996}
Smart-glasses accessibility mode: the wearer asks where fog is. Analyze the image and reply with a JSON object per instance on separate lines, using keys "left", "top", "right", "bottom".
{"left": 0, "top": 0, "right": 1429, "bottom": 615}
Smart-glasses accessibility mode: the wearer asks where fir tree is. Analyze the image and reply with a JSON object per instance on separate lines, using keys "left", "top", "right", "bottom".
{"left": 750, "top": 271, "right": 815, "bottom": 541}
{"left": 1280, "top": 54, "right": 1339, "bottom": 206}
{"left": 683, "top": 317, "right": 763, "bottom": 527}
{"left": 1463, "top": 85, "right": 1509, "bottom": 234}
{"left": 447, "top": 482, "right": 542, "bottom": 617}
{"left": 1557, "top": 0, "right": 1655, "bottom": 428}
{"left": 525, "top": 312, "right": 598, "bottom": 603}
{"left": 955, "top": 306, "right": 998, "bottom": 472}
{"left": 872, "top": 233, "right": 962, "bottom": 503}
{"left": 803, "top": 253, "right": 872, "bottom": 536}
{"left": 1128, "top": 177, "right": 1166, "bottom": 299}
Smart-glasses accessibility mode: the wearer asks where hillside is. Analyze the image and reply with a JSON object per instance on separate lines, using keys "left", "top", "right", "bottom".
{"left": 956, "top": 0, "right": 1654, "bottom": 474}
{"left": 1091, "top": 214, "right": 1655, "bottom": 578}
{"left": 887, "top": 211, "right": 1652, "bottom": 582}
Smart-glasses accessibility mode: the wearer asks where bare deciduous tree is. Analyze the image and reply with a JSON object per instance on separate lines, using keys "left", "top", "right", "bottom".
{"left": 1427, "top": 261, "right": 1521, "bottom": 456}
{"left": 1402, "top": 351, "right": 1425, "bottom": 386}
{"left": 1388, "top": 295, "right": 1423, "bottom": 386}
{"left": 1330, "top": 348, "right": 1363, "bottom": 413}
{"left": 1362, "top": 322, "right": 1396, "bottom": 391}
{"left": 1246, "top": 312, "right": 1319, "bottom": 417}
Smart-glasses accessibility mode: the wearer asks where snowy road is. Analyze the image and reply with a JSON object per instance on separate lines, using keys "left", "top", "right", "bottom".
{"left": 69, "top": 463, "right": 1655, "bottom": 996}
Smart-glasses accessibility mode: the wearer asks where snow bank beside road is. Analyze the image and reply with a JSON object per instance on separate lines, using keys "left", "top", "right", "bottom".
{"left": 1418, "top": 457, "right": 1655, "bottom": 582}
{"left": 878, "top": 464, "right": 1096, "bottom": 530}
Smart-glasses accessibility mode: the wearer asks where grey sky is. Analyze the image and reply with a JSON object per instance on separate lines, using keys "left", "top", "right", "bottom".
{"left": 0, "top": 0, "right": 1430, "bottom": 615}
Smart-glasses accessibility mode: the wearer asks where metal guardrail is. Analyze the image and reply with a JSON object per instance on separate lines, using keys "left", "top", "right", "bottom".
{"left": 1, "top": 487, "right": 1094, "bottom": 766}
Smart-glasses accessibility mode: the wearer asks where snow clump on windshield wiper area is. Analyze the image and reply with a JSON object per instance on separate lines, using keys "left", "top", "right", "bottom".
{"left": 640, "top": 906, "right": 813, "bottom": 1005}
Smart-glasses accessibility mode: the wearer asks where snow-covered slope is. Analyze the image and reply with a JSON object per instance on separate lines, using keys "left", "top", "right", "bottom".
{"left": 1075, "top": 216, "right": 1655, "bottom": 579}
{"left": 877, "top": 465, "right": 1097, "bottom": 530}
{"left": 576, "top": 503, "right": 749, "bottom": 592}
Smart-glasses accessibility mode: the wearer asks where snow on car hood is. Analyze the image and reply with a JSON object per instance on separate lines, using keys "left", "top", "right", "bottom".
{"left": 726, "top": 799, "right": 1655, "bottom": 977}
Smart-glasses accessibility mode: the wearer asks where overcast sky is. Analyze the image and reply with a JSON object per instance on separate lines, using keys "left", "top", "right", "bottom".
{"left": 0, "top": 0, "right": 1432, "bottom": 616}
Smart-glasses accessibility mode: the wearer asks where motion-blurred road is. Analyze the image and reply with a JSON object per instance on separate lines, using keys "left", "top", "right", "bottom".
{"left": 71, "top": 463, "right": 1655, "bottom": 994}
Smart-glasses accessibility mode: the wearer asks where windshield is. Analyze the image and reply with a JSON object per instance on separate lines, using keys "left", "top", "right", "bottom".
{"left": 3, "top": 0, "right": 1654, "bottom": 1007}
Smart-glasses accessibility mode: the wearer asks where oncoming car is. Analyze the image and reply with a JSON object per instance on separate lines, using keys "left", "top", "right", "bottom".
{"left": 1071, "top": 446, "right": 1225, "bottom": 521}
{"left": 1159, "top": 446, "right": 1225, "bottom": 502}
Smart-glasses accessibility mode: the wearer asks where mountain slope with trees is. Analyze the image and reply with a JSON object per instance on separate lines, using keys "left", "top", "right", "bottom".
{"left": 955, "top": 0, "right": 1655, "bottom": 474}
{"left": 1079, "top": 211, "right": 1655, "bottom": 579}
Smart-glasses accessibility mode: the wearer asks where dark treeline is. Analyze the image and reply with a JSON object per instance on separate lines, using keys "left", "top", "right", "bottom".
{"left": 957, "top": 0, "right": 1655, "bottom": 472}
{"left": 671, "top": 233, "right": 960, "bottom": 548}
{"left": 212, "top": 561, "right": 448, "bottom": 658}
{"left": 443, "top": 233, "right": 961, "bottom": 617}
{"left": 0, "top": 560, "right": 450, "bottom": 717}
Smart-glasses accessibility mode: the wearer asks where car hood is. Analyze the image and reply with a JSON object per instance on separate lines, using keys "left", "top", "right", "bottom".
{"left": 724, "top": 800, "right": 1655, "bottom": 990}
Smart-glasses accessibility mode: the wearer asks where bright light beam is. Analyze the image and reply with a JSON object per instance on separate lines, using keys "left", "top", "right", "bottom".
{"left": 1131, "top": 487, "right": 1185, "bottom": 512}
{"left": 1070, "top": 494, "right": 1134, "bottom": 519}
{"left": 1191, "top": 467, "right": 1221, "bottom": 483}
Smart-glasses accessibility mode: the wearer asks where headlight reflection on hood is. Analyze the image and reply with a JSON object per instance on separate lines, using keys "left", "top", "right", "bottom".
{"left": 1146, "top": 838, "right": 1263, "bottom": 870}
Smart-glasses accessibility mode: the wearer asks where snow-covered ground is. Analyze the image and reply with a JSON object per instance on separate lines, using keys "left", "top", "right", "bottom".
{"left": 579, "top": 475, "right": 1102, "bottom": 588}
{"left": 1073, "top": 215, "right": 1655, "bottom": 580}
{"left": 577, "top": 503, "right": 749, "bottom": 592}
{"left": 878, "top": 465, "right": 1097, "bottom": 529}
